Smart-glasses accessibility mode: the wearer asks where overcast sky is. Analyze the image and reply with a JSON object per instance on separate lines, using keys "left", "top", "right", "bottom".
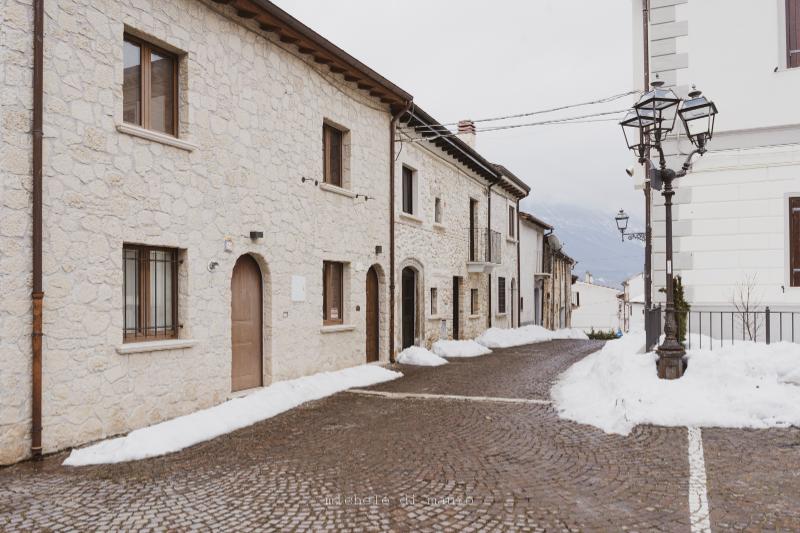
{"left": 274, "top": 0, "right": 644, "bottom": 219}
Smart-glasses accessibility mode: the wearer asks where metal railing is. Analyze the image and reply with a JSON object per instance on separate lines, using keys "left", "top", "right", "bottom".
{"left": 468, "top": 228, "right": 501, "bottom": 264}
{"left": 678, "top": 307, "right": 800, "bottom": 350}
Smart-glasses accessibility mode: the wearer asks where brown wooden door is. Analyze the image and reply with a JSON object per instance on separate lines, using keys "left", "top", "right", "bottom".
{"left": 365, "top": 266, "right": 379, "bottom": 362}
{"left": 231, "top": 255, "right": 263, "bottom": 392}
{"left": 402, "top": 267, "right": 416, "bottom": 349}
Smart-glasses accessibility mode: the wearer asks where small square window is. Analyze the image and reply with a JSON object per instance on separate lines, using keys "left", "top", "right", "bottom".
{"left": 123, "top": 244, "right": 179, "bottom": 341}
{"left": 430, "top": 287, "right": 438, "bottom": 315}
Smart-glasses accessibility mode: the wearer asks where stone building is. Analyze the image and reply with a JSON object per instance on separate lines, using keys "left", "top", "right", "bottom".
{"left": 0, "top": 0, "right": 529, "bottom": 463}
{"left": 393, "top": 111, "right": 529, "bottom": 349}
{"left": 542, "top": 234, "right": 575, "bottom": 330}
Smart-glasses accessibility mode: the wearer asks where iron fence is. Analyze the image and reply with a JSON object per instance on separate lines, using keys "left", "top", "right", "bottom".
{"left": 678, "top": 307, "right": 799, "bottom": 350}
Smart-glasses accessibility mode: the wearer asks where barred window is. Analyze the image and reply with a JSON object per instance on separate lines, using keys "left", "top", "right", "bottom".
{"left": 123, "top": 244, "right": 178, "bottom": 342}
{"left": 498, "top": 277, "right": 507, "bottom": 314}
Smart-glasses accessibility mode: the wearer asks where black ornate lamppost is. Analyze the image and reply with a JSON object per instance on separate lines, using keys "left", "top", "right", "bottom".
{"left": 620, "top": 80, "right": 718, "bottom": 379}
{"left": 614, "top": 209, "right": 645, "bottom": 242}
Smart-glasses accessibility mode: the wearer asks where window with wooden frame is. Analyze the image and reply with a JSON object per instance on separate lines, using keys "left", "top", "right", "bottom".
{"left": 498, "top": 277, "right": 507, "bottom": 314}
{"left": 123, "top": 34, "right": 178, "bottom": 136}
{"left": 434, "top": 197, "right": 442, "bottom": 224}
{"left": 508, "top": 205, "right": 516, "bottom": 238}
{"left": 790, "top": 197, "right": 800, "bottom": 286}
{"left": 788, "top": 0, "right": 800, "bottom": 68}
{"left": 323, "top": 124, "right": 344, "bottom": 186}
{"left": 430, "top": 287, "right": 438, "bottom": 315}
{"left": 123, "top": 244, "right": 179, "bottom": 342}
{"left": 470, "top": 288, "right": 479, "bottom": 315}
{"left": 323, "top": 261, "right": 344, "bottom": 324}
{"left": 402, "top": 166, "right": 414, "bottom": 214}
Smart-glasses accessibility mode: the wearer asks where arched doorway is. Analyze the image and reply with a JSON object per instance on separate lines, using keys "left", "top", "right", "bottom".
{"left": 231, "top": 254, "right": 263, "bottom": 392}
{"left": 401, "top": 267, "right": 417, "bottom": 349}
{"left": 365, "top": 266, "right": 380, "bottom": 362}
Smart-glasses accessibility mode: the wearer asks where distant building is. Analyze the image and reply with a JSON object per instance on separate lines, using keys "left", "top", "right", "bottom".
{"left": 542, "top": 233, "right": 575, "bottom": 329}
{"left": 620, "top": 272, "right": 645, "bottom": 332}
{"left": 571, "top": 273, "right": 622, "bottom": 333}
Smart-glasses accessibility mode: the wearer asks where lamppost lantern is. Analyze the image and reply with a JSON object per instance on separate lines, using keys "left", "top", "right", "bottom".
{"left": 615, "top": 209, "right": 629, "bottom": 232}
{"left": 678, "top": 87, "right": 718, "bottom": 148}
{"left": 619, "top": 78, "right": 718, "bottom": 380}
{"left": 634, "top": 79, "right": 680, "bottom": 143}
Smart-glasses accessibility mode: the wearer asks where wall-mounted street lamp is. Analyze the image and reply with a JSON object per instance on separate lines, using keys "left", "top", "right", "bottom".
{"left": 614, "top": 209, "right": 645, "bottom": 242}
{"left": 620, "top": 79, "right": 718, "bottom": 379}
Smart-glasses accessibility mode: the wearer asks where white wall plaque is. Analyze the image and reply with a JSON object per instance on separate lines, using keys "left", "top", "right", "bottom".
{"left": 291, "top": 275, "right": 306, "bottom": 302}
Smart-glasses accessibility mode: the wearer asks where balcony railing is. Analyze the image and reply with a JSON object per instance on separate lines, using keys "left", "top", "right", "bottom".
{"left": 468, "top": 228, "right": 501, "bottom": 265}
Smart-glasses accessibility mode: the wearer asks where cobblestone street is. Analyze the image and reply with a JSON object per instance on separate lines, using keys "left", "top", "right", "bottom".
{"left": 1, "top": 339, "right": 799, "bottom": 531}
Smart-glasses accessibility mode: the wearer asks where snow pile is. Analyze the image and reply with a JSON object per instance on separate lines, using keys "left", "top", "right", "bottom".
{"left": 64, "top": 364, "right": 402, "bottom": 466}
{"left": 432, "top": 339, "right": 492, "bottom": 358}
{"left": 552, "top": 333, "right": 800, "bottom": 435}
{"left": 476, "top": 325, "right": 588, "bottom": 348}
{"left": 397, "top": 346, "right": 448, "bottom": 366}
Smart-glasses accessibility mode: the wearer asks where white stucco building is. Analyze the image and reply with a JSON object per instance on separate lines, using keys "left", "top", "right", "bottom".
{"left": 519, "top": 212, "right": 552, "bottom": 326}
{"left": 571, "top": 274, "right": 622, "bottom": 333}
{"left": 621, "top": 272, "right": 645, "bottom": 332}
{"left": 631, "top": 0, "right": 800, "bottom": 319}
{"left": 0, "top": 0, "right": 528, "bottom": 464}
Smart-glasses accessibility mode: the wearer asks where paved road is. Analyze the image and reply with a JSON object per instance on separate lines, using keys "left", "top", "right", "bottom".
{"left": 1, "top": 339, "right": 798, "bottom": 531}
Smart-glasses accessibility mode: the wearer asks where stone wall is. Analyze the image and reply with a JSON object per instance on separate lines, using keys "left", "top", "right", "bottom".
{"left": 1, "top": 0, "right": 394, "bottom": 464}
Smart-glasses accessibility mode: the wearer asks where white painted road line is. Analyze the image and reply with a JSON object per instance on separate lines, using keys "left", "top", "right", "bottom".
{"left": 688, "top": 426, "right": 712, "bottom": 533}
{"left": 347, "top": 389, "right": 551, "bottom": 405}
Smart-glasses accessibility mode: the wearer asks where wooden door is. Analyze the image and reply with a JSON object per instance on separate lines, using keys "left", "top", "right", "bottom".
{"left": 366, "top": 266, "right": 379, "bottom": 362}
{"left": 401, "top": 267, "right": 416, "bottom": 349}
{"left": 452, "top": 276, "right": 460, "bottom": 340}
{"left": 231, "top": 255, "right": 263, "bottom": 392}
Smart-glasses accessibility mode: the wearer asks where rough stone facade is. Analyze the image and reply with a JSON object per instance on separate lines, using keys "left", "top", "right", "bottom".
{"left": 542, "top": 241, "right": 575, "bottom": 330}
{"left": 0, "top": 0, "right": 527, "bottom": 464}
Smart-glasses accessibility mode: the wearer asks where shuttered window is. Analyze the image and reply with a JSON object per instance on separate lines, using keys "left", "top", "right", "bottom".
{"left": 498, "top": 277, "right": 507, "bottom": 313}
{"left": 323, "top": 261, "right": 344, "bottom": 324}
{"left": 789, "top": 0, "right": 800, "bottom": 68}
{"left": 402, "top": 166, "right": 414, "bottom": 214}
{"left": 323, "top": 124, "right": 343, "bottom": 186}
{"left": 123, "top": 244, "right": 178, "bottom": 341}
{"left": 790, "top": 198, "right": 800, "bottom": 286}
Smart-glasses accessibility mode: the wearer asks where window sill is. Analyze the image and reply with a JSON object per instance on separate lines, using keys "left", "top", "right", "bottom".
{"left": 495, "top": 312, "right": 508, "bottom": 318}
{"left": 320, "top": 324, "right": 356, "bottom": 334}
{"left": 117, "top": 123, "right": 197, "bottom": 151}
{"left": 319, "top": 182, "right": 356, "bottom": 198}
{"left": 468, "top": 314, "right": 482, "bottom": 319}
{"left": 116, "top": 338, "right": 198, "bottom": 355}
{"left": 433, "top": 222, "right": 446, "bottom": 231}
{"left": 427, "top": 315, "right": 444, "bottom": 321}
{"left": 506, "top": 237, "right": 518, "bottom": 244}
{"left": 398, "top": 212, "right": 423, "bottom": 224}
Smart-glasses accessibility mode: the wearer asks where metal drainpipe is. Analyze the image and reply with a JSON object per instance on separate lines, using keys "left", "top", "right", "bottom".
{"left": 486, "top": 181, "right": 496, "bottom": 328}
{"left": 389, "top": 101, "right": 412, "bottom": 363}
{"left": 31, "top": 0, "right": 45, "bottom": 460}
{"left": 642, "top": 0, "right": 653, "bottom": 314}
{"left": 515, "top": 198, "right": 521, "bottom": 328}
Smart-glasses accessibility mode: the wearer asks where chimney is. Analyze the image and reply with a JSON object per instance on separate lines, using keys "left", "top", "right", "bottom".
{"left": 584, "top": 272, "right": 593, "bottom": 284}
{"left": 457, "top": 119, "right": 476, "bottom": 148}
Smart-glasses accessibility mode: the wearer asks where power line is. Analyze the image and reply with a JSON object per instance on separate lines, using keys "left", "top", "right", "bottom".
{"left": 399, "top": 108, "right": 628, "bottom": 143}
{"left": 411, "top": 90, "right": 640, "bottom": 129}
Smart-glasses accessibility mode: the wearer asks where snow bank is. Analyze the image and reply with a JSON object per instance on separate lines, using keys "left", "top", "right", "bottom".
{"left": 432, "top": 339, "right": 492, "bottom": 358}
{"left": 476, "top": 325, "right": 588, "bottom": 348}
{"left": 64, "top": 364, "right": 402, "bottom": 466}
{"left": 397, "top": 346, "right": 448, "bottom": 366}
{"left": 552, "top": 333, "right": 800, "bottom": 435}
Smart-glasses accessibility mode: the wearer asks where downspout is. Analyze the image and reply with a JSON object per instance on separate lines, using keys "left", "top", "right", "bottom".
{"left": 486, "top": 180, "right": 496, "bottom": 328}
{"left": 389, "top": 100, "right": 412, "bottom": 363}
{"left": 642, "top": 0, "right": 653, "bottom": 314}
{"left": 31, "top": 0, "right": 44, "bottom": 459}
{"left": 516, "top": 198, "right": 521, "bottom": 328}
